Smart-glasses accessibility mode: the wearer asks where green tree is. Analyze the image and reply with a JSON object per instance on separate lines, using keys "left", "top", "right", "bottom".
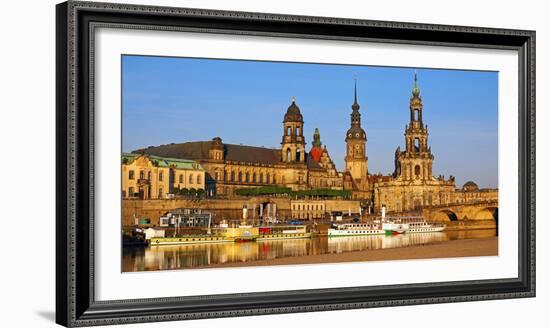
{"left": 197, "top": 188, "right": 205, "bottom": 198}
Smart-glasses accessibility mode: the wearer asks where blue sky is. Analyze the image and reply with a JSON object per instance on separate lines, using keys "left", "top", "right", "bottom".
{"left": 122, "top": 55, "right": 498, "bottom": 188}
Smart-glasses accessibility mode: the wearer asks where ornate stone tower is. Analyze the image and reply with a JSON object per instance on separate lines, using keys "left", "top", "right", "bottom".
{"left": 281, "top": 97, "right": 306, "bottom": 163}
{"left": 395, "top": 72, "right": 434, "bottom": 181}
{"left": 345, "top": 80, "right": 368, "bottom": 181}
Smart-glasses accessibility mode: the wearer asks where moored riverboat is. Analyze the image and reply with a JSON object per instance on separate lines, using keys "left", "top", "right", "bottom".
{"left": 149, "top": 224, "right": 313, "bottom": 245}
{"left": 257, "top": 225, "right": 311, "bottom": 241}
{"left": 389, "top": 216, "right": 446, "bottom": 233}
{"left": 149, "top": 235, "right": 231, "bottom": 245}
{"left": 328, "top": 219, "right": 409, "bottom": 236}
{"left": 328, "top": 222, "right": 384, "bottom": 236}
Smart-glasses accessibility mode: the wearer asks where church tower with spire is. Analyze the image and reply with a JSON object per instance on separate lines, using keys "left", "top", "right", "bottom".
{"left": 394, "top": 72, "right": 434, "bottom": 181}
{"left": 344, "top": 80, "right": 368, "bottom": 182}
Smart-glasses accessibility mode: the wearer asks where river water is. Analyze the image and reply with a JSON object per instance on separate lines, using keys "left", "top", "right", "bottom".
{"left": 122, "top": 229, "right": 496, "bottom": 272}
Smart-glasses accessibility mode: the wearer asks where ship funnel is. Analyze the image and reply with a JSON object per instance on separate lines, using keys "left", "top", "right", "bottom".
{"left": 242, "top": 205, "right": 248, "bottom": 225}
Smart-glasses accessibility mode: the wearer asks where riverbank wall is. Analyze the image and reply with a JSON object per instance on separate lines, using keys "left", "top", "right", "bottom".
{"left": 122, "top": 198, "right": 362, "bottom": 226}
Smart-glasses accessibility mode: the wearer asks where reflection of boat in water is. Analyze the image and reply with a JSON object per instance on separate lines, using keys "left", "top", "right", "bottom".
{"left": 380, "top": 232, "right": 447, "bottom": 248}
{"left": 327, "top": 231, "right": 448, "bottom": 252}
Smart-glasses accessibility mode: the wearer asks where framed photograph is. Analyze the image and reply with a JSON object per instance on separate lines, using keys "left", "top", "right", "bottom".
{"left": 56, "top": 0, "right": 535, "bottom": 326}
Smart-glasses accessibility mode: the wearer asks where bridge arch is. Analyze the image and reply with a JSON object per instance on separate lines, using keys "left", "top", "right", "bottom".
{"left": 432, "top": 209, "right": 459, "bottom": 222}
{"left": 472, "top": 207, "right": 498, "bottom": 221}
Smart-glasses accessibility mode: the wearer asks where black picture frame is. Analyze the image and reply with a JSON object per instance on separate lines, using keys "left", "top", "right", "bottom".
{"left": 55, "top": 1, "right": 536, "bottom": 326}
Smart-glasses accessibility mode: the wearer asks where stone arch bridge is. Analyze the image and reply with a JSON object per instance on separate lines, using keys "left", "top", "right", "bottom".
{"left": 422, "top": 200, "right": 498, "bottom": 222}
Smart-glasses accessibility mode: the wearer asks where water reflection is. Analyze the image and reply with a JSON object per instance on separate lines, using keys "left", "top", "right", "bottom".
{"left": 122, "top": 229, "right": 496, "bottom": 272}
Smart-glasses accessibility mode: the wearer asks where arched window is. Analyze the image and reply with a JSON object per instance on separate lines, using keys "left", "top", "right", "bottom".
{"left": 129, "top": 170, "right": 134, "bottom": 180}
{"left": 230, "top": 171, "right": 235, "bottom": 182}
{"left": 287, "top": 126, "right": 291, "bottom": 135}
{"left": 238, "top": 171, "right": 242, "bottom": 182}
{"left": 179, "top": 174, "right": 183, "bottom": 183}
{"left": 148, "top": 171, "right": 151, "bottom": 180}
{"left": 414, "top": 138, "right": 420, "bottom": 152}
{"left": 159, "top": 172, "right": 163, "bottom": 181}
{"left": 296, "top": 148, "right": 301, "bottom": 162}
{"left": 414, "top": 165, "right": 421, "bottom": 177}
{"left": 224, "top": 170, "right": 228, "bottom": 181}
{"left": 197, "top": 174, "right": 201, "bottom": 184}
{"left": 215, "top": 171, "right": 219, "bottom": 181}
{"left": 139, "top": 171, "right": 145, "bottom": 179}
{"left": 273, "top": 174, "right": 277, "bottom": 184}
{"left": 189, "top": 174, "right": 193, "bottom": 184}
{"left": 266, "top": 173, "right": 270, "bottom": 184}
{"left": 414, "top": 109, "right": 419, "bottom": 121}
{"left": 159, "top": 187, "right": 163, "bottom": 198}
{"left": 296, "top": 127, "right": 300, "bottom": 135}
{"left": 286, "top": 148, "right": 291, "bottom": 162}
{"left": 252, "top": 173, "right": 256, "bottom": 183}
{"left": 245, "top": 172, "right": 250, "bottom": 183}
{"left": 259, "top": 173, "right": 263, "bottom": 184}
{"left": 128, "top": 187, "right": 134, "bottom": 197}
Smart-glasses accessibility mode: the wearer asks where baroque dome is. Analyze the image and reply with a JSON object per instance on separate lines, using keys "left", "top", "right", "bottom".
{"left": 283, "top": 98, "right": 304, "bottom": 123}
{"left": 463, "top": 181, "right": 479, "bottom": 191}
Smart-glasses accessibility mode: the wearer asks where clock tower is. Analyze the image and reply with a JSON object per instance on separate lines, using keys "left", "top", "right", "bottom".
{"left": 344, "top": 80, "right": 368, "bottom": 182}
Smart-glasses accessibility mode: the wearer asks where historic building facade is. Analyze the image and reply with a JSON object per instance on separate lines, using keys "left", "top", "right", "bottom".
{"left": 452, "top": 181, "right": 498, "bottom": 204}
{"left": 135, "top": 98, "right": 343, "bottom": 196}
{"left": 122, "top": 153, "right": 205, "bottom": 199}
{"left": 127, "top": 74, "right": 497, "bottom": 215}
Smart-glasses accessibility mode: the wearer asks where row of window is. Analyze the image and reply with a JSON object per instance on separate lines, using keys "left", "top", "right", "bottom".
{"left": 218, "top": 171, "right": 280, "bottom": 184}
{"left": 285, "top": 148, "right": 302, "bottom": 162}
{"left": 292, "top": 204, "right": 325, "bottom": 211}
{"left": 128, "top": 170, "right": 164, "bottom": 181}
{"left": 128, "top": 170, "right": 202, "bottom": 184}
{"left": 310, "top": 179, "right": 339, "bottom": 188}
{"left": 178, "top": 173, "right": 202, "bottom": 184}
{"left": 285, "top": 126, "right": 301, "bottom": 136}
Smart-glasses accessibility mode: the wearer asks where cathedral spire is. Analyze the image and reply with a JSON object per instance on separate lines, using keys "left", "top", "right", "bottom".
{"left": 352, "top": 78, "right": 360, "bottom": 111}
{"left": 345, "top": 77, "right": 368, "bottom": 182}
